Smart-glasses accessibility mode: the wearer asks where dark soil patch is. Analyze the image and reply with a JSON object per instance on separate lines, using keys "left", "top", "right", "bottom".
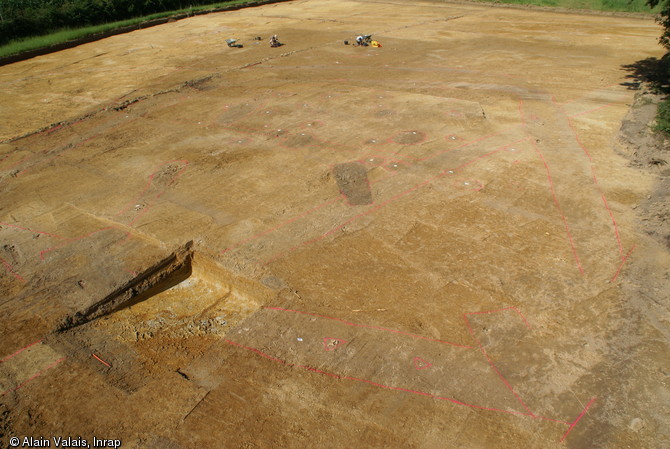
{"left": 333, "top": 162, "right": 373, "bottom": 205}
{"left": 393, "top": 130, "right": 426, "bottom": 145}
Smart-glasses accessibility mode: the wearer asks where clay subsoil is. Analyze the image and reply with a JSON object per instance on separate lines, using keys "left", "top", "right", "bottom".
{"left": 1, "top": 0, "right": 669, "bottom": 448}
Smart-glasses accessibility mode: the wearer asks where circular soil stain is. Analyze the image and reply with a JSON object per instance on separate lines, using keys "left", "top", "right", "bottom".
{"left": 393, "top": 130, "right": 426, "bottom": 145}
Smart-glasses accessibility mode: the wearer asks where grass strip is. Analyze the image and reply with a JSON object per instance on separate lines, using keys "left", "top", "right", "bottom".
{"left": 0, "top": 0, "right": 252, "bottom": 59}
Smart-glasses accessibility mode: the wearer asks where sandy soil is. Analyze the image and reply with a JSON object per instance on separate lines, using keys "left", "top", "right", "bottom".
{"left": 0, "top": 0, "right": 668, "bottom": 448}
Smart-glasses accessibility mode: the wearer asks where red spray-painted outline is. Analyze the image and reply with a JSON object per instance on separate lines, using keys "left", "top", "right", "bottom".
{"left": 260, "top": 137, "right": 529, "bottom": 266}
{"left": 0, "top": 356, "right": 66, "bottom": 397}
{"left": 323, "top": 337, "right": 347, "bottom": 351}
{"left": 0, "top": 255, "right": 26, "bottom": 282}
{"left": 413, "top": 357, "right": 433, "bottom": 370}
{"left": 224, "top": 338, "right": 544, "bottom": 420}
{"left": 529, "top": 140, "right": 585, "bottom": 276}
{"left": 611, "top": 245, "right": 636, "bottom": 283}
{"left": 266, "top": 307, "right": 473, "bottom": 349}
{"left": 0, "top": 340, "right": 42, "bottom": 363}
{"left": 559, "top": 397, "right": 596, "bottom": 442}
{"left": 463, "top": 307, "right": 534, "bottom": 416}
{"left": 220, "top": 129, "right": 524, "bottom": 261}
{"left": 224, "top": 306, "right": 590, "bottom": 438}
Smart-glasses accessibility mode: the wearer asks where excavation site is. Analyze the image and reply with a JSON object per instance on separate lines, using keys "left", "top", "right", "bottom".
{"left": 1, "top": 0, "right": 669, "bottom": 447}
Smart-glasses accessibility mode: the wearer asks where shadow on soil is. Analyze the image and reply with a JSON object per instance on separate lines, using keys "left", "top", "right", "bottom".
{"left": 621, "top": 53, "right": 670, "bottom": 93}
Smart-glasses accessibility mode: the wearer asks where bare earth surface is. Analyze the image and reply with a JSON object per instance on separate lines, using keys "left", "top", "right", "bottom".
{"left": 1, "top": 0, "right": 669, "bottom": 448}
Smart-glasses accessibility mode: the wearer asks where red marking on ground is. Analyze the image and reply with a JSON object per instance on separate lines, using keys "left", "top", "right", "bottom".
{"left": 221, "top": 130, "right": 519, "bottom": 261}
{"left": 224, "top": 340, "right": 573, "bottom": 426}
{"left": 611, "top": 245, "right": 636, "bottom": 282}
{"left": 530, "top": 140, "right": 585, "bottom": 276}
{"left": 0, "top": 256, "right": 26, "bottom": 282}
{"left": 413, "top": 356, "right": 432, "bottom": 370}
{"left": 560, "top": 397, "right": 596, "bottom": 442}
{"left": 0, "top": 356, "right": 66, "bottom": 397}
{"left": 323, "top": 337, "right": 347, "bottom": 351}
{"left": 1, "top": 153, "right": 36, "bottom": 172}
{"left": 554, "top": 97, "right": 624, "bottom": 258}
{"left": 92, "top": 353, "right": 111, "bottom": 367}
{"left": 463, "top": 311, "right": 534, "bottom": 416}
{"left": 0, "top": 340, "right": 42, "bottom": 363}
{"left": 265, "top": 307, "right": 474, "bottom": 349}
{"left": 569, "top": 103, "right": 613, "bottom": 118}
{"left": 260, "top": 137, "right": 529, "bottom": 265}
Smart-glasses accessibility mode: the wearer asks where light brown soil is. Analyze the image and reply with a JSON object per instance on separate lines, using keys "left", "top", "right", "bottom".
{"left": 0, "top": 1, "right": 668, "bottom": 448}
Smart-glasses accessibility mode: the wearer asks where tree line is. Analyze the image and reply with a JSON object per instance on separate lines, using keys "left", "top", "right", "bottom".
{"left": 0, "top": 0, "right": 231, "bottom": 45}
{"left": 648, "top": 0, "right": 670, "bottom": 50}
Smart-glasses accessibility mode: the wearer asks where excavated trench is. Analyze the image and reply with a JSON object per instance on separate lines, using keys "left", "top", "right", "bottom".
{"left": 45, "top": 242, "right": 276, "bottom": 392}
{"left": 58, "top": 241, "right": 274, "bottom": 334}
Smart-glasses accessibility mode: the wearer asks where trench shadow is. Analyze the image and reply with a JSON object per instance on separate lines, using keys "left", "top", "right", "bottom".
{"left": 621, "top": 53, "right": 670, "bottom": 94}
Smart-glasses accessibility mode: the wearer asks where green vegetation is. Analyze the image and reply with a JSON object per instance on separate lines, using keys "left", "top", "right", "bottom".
{"left": 477, "top": 0, "right": 660, "bottom": 12}
{"left": 0, "top": 0, "right": 664, "bottom": 62}
{"left": 648, "top": 0, "right": 670, "bottom": 48}
{"left": 0, "top": 0, "right": 253, "bottom": 49}
{"left": 656, "top": 98, "right": 670, "bottom": 134}
{"left": 0, "top": 0, "right": 254, "bottom": 59}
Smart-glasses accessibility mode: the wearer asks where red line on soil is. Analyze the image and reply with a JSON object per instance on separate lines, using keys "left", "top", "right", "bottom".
{"left": 568, "top": 103, "right": 613, "bottom": 118}
{"left": 555, "top": 98, "right": 624, "bottom": 258}
{"left": 0, "top": 340, "right": 42, "bottom": 363}
{"left": 463, "top": 313, "right": 535, "bottom": 416}
{"left": 611, "top": 245, "right": 636, "bottom": 283}
{"left": 92, "top": 353, "right": 111, "bottom": 368}
{"left": 559, "top": 397, "right": 596, "bottom": 442}
{"left": 601, "top": 193, "right": 623, "bottom": 258}
{"left": 0, "top": 356, "right": 66, "bottom": 397}
{"left": 260, "top": 137, "right": 526, "bottom": 266}
{"left": 0, "top": 222, "right": 65, "bottom": 239}
{"left": 225, "top": 339, "right": 570, "bottom": 425}
{"left": 221, "top": 131, "right": 517, "bottom": 260}
{"left": 530, "top": 140, "right": 585, "bottom": 275}
{"left": 265, "top": 307, "right": 474, "bottom": 349}
{"left": 1, "top": 153, "right": 36, "bottom": 172}
{"left": 0, "top": 255, "right": 26, "bottom": 282}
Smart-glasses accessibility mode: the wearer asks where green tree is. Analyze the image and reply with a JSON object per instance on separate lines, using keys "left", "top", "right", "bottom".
{"left": 648, "top": 0, "right": 670, "bottom": 48}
